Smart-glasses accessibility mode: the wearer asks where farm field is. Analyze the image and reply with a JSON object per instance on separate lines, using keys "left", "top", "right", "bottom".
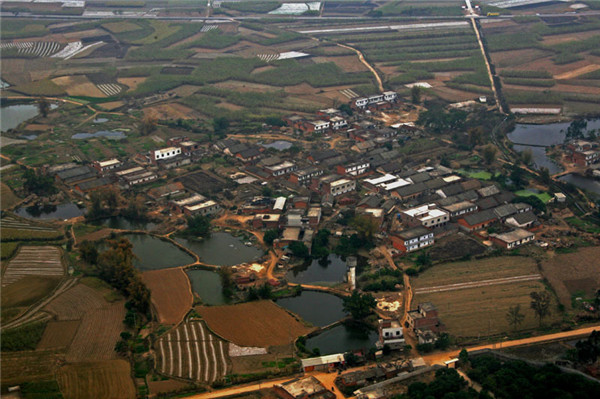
{"left": 2, "top": 245, "right": 64, "bottom": 287}
{"left": 66, "top": 301, "right": 126, "bottom": 362}
{"left": 196, "top": 300, "right": 314, "bottom": 347}
{"left": 0, "top": 216, "right": 63, "bottom": 241}
{"left": 411, "top": 256, "right": 539, "bottom": 291}
{"left": 43, "top": 282, "right": 107, "bottom": 320}
{"left": 540, "top": 246, "right": 600, "bottom": 309}
{"left": 0, "top": 349, "right": 63, "bottom": 385}
{"left": 37, "top": 320, "right": 81, "bottom": 350}
{"left": 57, "top": 360, "right": 136, "bottom": 399}
{"left": 0, "top": 182, "right": 20, "bottom": 210}
{"left": 413, "top": 280, "right": 561, "bottom": 337}
{"left": 142, "top": 268, "right": 193, "bottom": 325}
{"left": 155, "top": 320, "right": 230, "bottom": 383}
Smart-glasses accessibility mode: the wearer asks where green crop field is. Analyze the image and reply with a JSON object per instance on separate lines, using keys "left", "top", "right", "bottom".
{"left": 515, "top": 190, "right": 553, "bottom": 203}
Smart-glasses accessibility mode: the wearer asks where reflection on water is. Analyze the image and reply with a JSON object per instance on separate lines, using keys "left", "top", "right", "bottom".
{"left": 276, "top": 291, "right": 345, "bottom": 327}
{"left": 16, "top": 203, "right": 85, "bottom": 220}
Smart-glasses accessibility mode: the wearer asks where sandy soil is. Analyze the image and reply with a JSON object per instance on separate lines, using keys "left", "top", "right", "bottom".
{"left": 555, "top": 64, "right": 600, "bottom": 80}
{"left": 144, "top": 102, "right": 200, "bottom": 120}
{"left": 142, "top": 268, "right": 193, "bottom": 325}
{"left": 117, "top": 77, "right": 147, "bottom": 91}
{"left": 52, "top": 75, "right": 106, "bottom": 98}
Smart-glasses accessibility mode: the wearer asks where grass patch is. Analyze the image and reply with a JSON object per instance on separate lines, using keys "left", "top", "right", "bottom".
{"left": 565, "top": 217, "right": 600, "bottom": 234}
{"left": 457, "top": 169, "right": 494, "bottom": 180}
{"left": 183, "top": 29, "right": 241, "bottom": 49}
{"left": 504, "top": 89, "right": 563, "bottom": 105}
{"left": 21, "top": 380, "right": 63, "bottom": 399}
{"left": 1, "top": 242, "right": 19, "bottom": 260}
{"left": 1, "top": 321, "right": 48, "bottom": 351}
{"left": 515, "top": 190, "right": 552, "bottom": 203}
{"left": 253, "top": 60, "right": 372, "bottom": 87}
{"left": 222, "top": 1, "right": 279, "bottom": 13}
{"left": 503, "top": 77, "right": 555, "bottom": 87}
{"left": 1, "top": 182, "right": 21, "bottom": 210}
{"left": 377, "top": 2, "right": 463, "bottom": 17}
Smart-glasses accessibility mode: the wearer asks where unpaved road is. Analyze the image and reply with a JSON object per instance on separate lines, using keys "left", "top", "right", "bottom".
{"left": 414, "top": 274, "right": 542, "bottom": 294}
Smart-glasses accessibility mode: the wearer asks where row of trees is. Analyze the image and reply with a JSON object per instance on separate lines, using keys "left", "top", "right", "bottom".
{"left": 80, "top": 238, "right": 150, "bottom": 315}
{"left": 505, "top": 291, "right": 553, "bottom": 331}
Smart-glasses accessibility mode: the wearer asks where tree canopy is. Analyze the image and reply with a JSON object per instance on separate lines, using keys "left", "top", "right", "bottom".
{"left": 342, "top": 291, "right": 376, "bottom": 320}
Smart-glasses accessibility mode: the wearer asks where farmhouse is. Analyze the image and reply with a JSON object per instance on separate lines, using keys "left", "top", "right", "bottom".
{"left": 289, "top": 166, "right": 324, "bottom": 185}
{"left": 183, "top": 200, "right": 221, "bottom": 217}
{"left": 490, "top": 228, "right": 535, "bottom": 249}
{"left": 337, "top": 160, "right": 370, "bottom": 176}
{"left": 441, "top": 201, "right": 478, "bottom": 219}
{"left": 458, "top": 210, "right": 497, "bottom": 232}
{"left": 390, "top": 227, "right": 434, "bottom": 253}
{"left": 301, "top": 354, "right": 346, "bottom": 372}
{"left": 572, "top": 150, "right": 599, "bottom": 166}
{"left": 304, "top": 120, "right": 330, "bottom": 133}
{"left": 274, "top": 376, "right": 334, "bottom": 399}
{"left": 171, "top": 194, "right": 206, "bottom": 213}
{"left": 147, "top": 182, "right": 185, "bottom": 200}
{"left": 92, "top": 158, "right": 122, "bottom": 175}
{"left": 406, "top": 303, "right": 444, "bottom": 345}
{"left": 399, "top": 204, "right": 449, "bottom": 228}
{"left": 153, "top": 147, "right": 181, "bottom": 163}
{"left": 377, "top": 319, "right": 405, "bottom": 349}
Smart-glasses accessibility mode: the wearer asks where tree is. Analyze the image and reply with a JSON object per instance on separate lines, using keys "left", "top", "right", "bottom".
{"left": 483, "top": 145, "right": 497, "bottom": 166}
{"left": 411, "top": 86, "right": 421, "bottom": 105}
{"left": 37, "top": 97, "right": 50, "bottom": 117}
{"left": 185, "top": 214, "right": 211, "bottom": 237}
{"left": 339, "top": 103, "right": 353, "bottom": 116}
{"left": 79, "top": 240, "right": 99, "bottom": 265}
{"left": 23, "top": 168, "right": 57, "bottom": 196}
{"left": 467, "top": 126, "right": 484, "bottom": 147}
{"left": 342, "top": 291, "right": 376, "bottom": 320}
{"left": 506, "top": 305, "right": 525, "bottom": 331}
{"left": 351, "top": 214, "right": 379, "bottom": 243}
{"left": 521, "top": 148, "right": 533, "bottom": 166}
{"left": 510, "top": 165, "right": 527, "bottom": 190}
{"left": 415, "top": 251, "right": 432, "bottom": 267}
{"left": 212, "top": 116, "right": 229, "bottom": 136}
{"left": 458, "top": 348, "right": 470, "bottom": 368}
{"left": 263, "top": 229, "right": 279, "bottom": 246}
{"left": 530, "top": 291, "right": 551, "bottom": 327}
{"left": 539, "top": 167, "right": 551, "bottom": 185}
{"left": 564, "top": 119, "right": 587, "bottom": 142}
{"left": 514, "top": 195, "right": 546, "bottom": 214}
{"left": 575, "top": 330, "right": 600, "bottom": 364}
{"left": 140, "top": 115, "right": 157, "bottom": 136}
{"left": 289, "top": 241, "right": 310, "bottom": 259}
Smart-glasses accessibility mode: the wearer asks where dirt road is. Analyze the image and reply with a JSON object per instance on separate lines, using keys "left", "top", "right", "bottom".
{"left": 414, "top": 274, "right": 542, "bottom": 294}
{"left": 336, "top": 43, "right": 384, "bottom": 93}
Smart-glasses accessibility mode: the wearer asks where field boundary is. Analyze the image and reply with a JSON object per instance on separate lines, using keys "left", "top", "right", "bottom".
{"left": 415, "top": 274, "right": 542, "bottom": 294}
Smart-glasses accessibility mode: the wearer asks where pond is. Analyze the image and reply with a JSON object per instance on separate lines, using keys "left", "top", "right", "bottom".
{"left": 276, "top": 291, "right": 345, "bottom": 327}
{"left": 507, "top": 119, "right": 600, "bottom": 174}
{"left": 119, "top": 234, "right": 195, "bottom": 271}
{"left": 559, "top": 174, "right": 600, "bottom": 197}
{"left": 286, "top": 255, "right": 348, "bottom": 286}
{"left": 186, "top": 269, "right": 228, "bottom": 306}
{"left": 15, "top": 203, "right": 85, "bottom": 220}
{"left": 306, "top": 324, "right": 378, "bottom": 356}
{"left": 1, "top": 103, "right": 57, "bottom": 132}
{"left": 261, "top": 140, "right": 293, "bottom": 151}
{"left": 93, "top": 216, "right": 157, "bottom": 231}
{"left": 175, "top": 232, "right": 263, "bottom": 266}
{"left": 71, "top": 130, "right": 126, "bottom": 140}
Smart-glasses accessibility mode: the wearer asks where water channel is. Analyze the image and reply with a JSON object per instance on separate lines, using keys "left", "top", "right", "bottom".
{"left": 286, "top": 255, "right": 349, "bottom": 286}
{"left": 119, "top": 234, "right": 194, "bottom": 271}
{"left": 15, "top": 203, "right": 85, "bottom": 220}
{"left": 186, "top": 269, "right": 228, "bottom": 306}
{"left": 306, "top": 324, "right": 378, "bottom": 355}
{"left": 507, "top": 119, "right": 600, "bottom": 175}
{"left": 1, "top": 103, "right": 57, "bottom": 132}
{"left": 276, "top": 291, "right": 345, "bottom": 327}
{"left": 175, "top": 232, "right": 262, "bottom": 266}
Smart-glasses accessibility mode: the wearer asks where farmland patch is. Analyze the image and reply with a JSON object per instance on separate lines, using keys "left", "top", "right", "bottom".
{"left": 196, "top": 300, "right": 314, "bottom": 347}
{"left": 37, "top": 320, "right": 80, "bottom": 350}
{"left": 52, "top": 75, "right": 107, "bottom": 98}
{"left": 57, "top": 360, "right": 136, "bottom": 399}
{"left": 43, "top": 283, "right": 107, "bottom": 320}
{"left": 142, "top": 268, "right": 193, "bottom": 325}
{"left": 156, "top": 320, "right": 230, "bottom": 383}
{"left": 2, "top": 245, "right": 64, "bottom": 287}
{"left": 0, "top": 349, "right": 62, "bottom": 385}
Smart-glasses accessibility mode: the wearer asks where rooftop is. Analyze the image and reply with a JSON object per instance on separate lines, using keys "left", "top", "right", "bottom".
{"left": 492, "top": 228, "right": 534, "bottom": 242}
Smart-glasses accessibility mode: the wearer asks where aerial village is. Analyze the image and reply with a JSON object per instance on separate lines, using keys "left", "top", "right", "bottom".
{"left": 3, "top": 77, "right": 600, "bottom": 398}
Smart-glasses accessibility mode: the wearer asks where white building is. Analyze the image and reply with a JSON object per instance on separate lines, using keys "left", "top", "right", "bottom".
{"left": 378, "top": 319, "right": 405, "bottom": 349}
{"left": 400, "top": 204, "right": 449, "bottom": 228}
{"left": 383, "top": 91, "right": 398, "bottom": 102}
{"left": 154, "top": 147, "right": 181, "bottom": 162}
{"left": 329, "top": 178, "right": 356, "bottom": 197}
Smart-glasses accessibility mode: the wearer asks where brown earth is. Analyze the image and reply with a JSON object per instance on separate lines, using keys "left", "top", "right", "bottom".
{"left": 43, "top": 283, "right": 107, "bottom": 320}
{"left": 66, "top": 301, "right": 125, "bottom": 362}
{"left": 117, "top": 77, "right": 147, "bottom": 91}
{"left": 540, "top": 246, "right": 600, "bottom": 309}
{"left": 37, "top": 320, "right": 81, "bottom": 350}
{"left": 213, "top": 80, "right": 278, "bottom": 93}
{"left": 144, "top": 102, "right": 200, "bottom": 120}
{"left": 142, "top": 268, "right": 193, "bottom": 325}
{"left": 314, "top": 56, "right": 368, "bottom": 73}
{"left": 78, "top": 228, "right": 112, "bottom": 242}
{"left": 167, "top": 84, "right": 202, "bottom": 97}
{"left": 57, "top": 360, "right": 136, "bottom": 399}
{"left": 555, "top": 64, "right": 600, "bottom": 80}
{"left": 97, "top": 101, "right": 125, "bottom": 111}
{"left": 147, "top": 379, "right": 192, "bottom": 395}
{"left": 0, "top": 182, "right": 20, "bottom": 210}
{"left": 0, "top": 349, "right": 63, "bottom": 385}
{"left": 196, "top": 300, "right": 314, "bottom": 347}
{"left": 52, "top": 76, "right": 106, "bottom": 98}
{"left": 541, "top": 30, "right": 600, "bottom": 45}
{"left": 25, "top": 124, "right": 51, "bottom": 131}
{"left": 492, "top": 49, "right": 553, "bottom": 69}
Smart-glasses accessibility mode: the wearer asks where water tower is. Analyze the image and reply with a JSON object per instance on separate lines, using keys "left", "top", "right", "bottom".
{"left": 346, "top": 256, "right": 357, "bottom": 290}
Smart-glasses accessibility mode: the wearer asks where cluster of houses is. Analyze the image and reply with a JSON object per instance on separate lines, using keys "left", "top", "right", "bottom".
{"left": 566, "top": 139, "right": 599, "bottom": 170}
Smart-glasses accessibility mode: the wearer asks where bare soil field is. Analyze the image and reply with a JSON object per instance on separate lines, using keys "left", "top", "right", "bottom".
{"left": 43, "top": 283, "right": 106, "bottom": 320}
{"left": 492, "top": 49, "right": 553, "bottom": 69}
{"left": 413, "top": 280, "right": 561, "bottom": 337}
{"left": 167, "top": 84, "right": 202, "bottom": 97}
{"left": 156, "top": 320, "right": 230, "bottom": 383}
{"left": 1, "top": 276, "right": 61, "bottom": 314}
{"left": 57, "top": 360, "right": 136, "bottom": 399}
{"left": 315, "top": 56, "right": 368, "bottom": 73}
{"left": 147, "top": 379, "right": 192, "bottom": 396}
{"left": 555, "top": 64, "right": 600, "bottom": 80}
{"left": 540, "top": 30, "right": 600, "bottom": 45}
{"left": 196, "top": 300, "right": 314, "bottom": 347}
{"left": 37, "top": 320, "right": 80, "bottom": 350}
{"left": 117, "top": 77, "right": 146, "bottom": 91}
{"left": 412, "top": 256, "right": 539, "bottom": 290}
{"left": 431, "top": 86, "right": 477, "bottom": 102}
{"left": 0, "top": 349, "right": 63, "bottom": 385}
{"left": 52, "top": 75, "right": 106, "bottom": 98}
{"left": 24, "top": 123, "right": 51, "bottom": 131}
{"left": 102, "top": 21, "right": 141, "bottom": 34}
{"left": 214, "top": 80, "right": 278, "bottom": 93}
{"left": 2, "top": 245, "right": 63, "bottom": 287}
{"left": 540, "top": 246, "right": 600, "bottom": 308}
{"left": 66, "top": 302, "right": 125, "bottom": 362}
{"left": 142, "top": 268, "right": 193, "bottom": 325}
{"left": 144, "top": 102, "right": 200, "bottom": 120}
{"left": 0, "top": 182, "right": 20, "bottom": 210}
{"left": 98, "top": 101, "right": 125, "bottom": 111}
{"left": 428, "top": 233, "right": 487, "bottom": 263}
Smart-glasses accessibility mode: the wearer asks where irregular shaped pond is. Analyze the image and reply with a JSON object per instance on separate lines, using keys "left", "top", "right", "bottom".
{"left": 186, "top": 269, "right": 228, "bottom": 306}
{"left": 175, "top": 232, "right": 262, "bottom": 266}
{"left": 276, "top": 291, "right": 345, "bottom": 327}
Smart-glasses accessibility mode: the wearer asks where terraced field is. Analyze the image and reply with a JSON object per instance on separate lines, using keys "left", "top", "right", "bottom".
{"left": 156, "top": 320, "right": 230, "bottom": 383}
{"left": 0, "top": 41, "right": 62, "bottom": 57}
{"left": 2, "top": 246, "right": 64, "bottom": 287}
{"left": 43, "top": 283, "right": 107, "bottom": 320}
{"left": 57, "top": 360, "right": 136, "bottom": 399}
{"left": 0, "top": 216, "right": 63, "bottom": 241}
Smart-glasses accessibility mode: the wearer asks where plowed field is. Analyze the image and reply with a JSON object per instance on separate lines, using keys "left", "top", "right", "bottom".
{"left": 196, "top": 300, "right": 314, "bottom": 347}
{"left": 37, "top": 320, "right": 80, "bottom": 350}
{"left": 142, "top": 268, "right": 193, "bottom": 325}
{"left": 57, "top": 360, "right": 135, "bottom": 399}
